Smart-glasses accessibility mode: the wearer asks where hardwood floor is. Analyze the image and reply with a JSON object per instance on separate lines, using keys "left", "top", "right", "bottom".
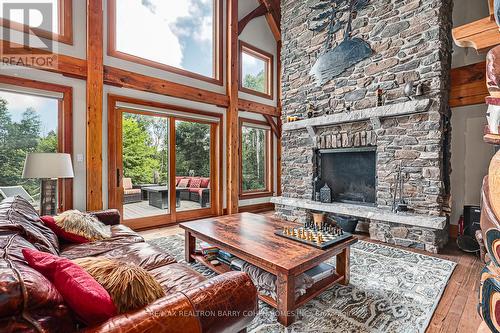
{"left": 139, "top": 211, "right": 484, "bottom": 333}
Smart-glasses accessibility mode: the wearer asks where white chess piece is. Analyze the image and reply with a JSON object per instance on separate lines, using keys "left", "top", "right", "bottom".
{"left": 487, "top": 103, "right": 500, "bottom": 135}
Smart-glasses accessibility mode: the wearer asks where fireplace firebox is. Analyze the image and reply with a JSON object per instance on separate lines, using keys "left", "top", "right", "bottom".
{"left": 315, "top": 147, "right": 377, "bottom": 205}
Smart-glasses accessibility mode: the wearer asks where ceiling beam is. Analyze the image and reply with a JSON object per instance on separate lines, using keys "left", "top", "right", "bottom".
{"left": 239, "top": 4, "right": 267, "bottom": 35}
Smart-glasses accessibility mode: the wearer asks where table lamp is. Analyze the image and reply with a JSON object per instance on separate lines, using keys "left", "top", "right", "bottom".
{"left": 23, "top": 153, "right": 74, "bottom": 216}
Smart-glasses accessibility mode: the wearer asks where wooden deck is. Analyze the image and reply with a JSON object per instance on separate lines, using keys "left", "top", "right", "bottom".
{"left": 123, "top": 200, "right": 206, "bottom": 220}
{"left": 139, "top": 211, "right": 484, "bottom": 333}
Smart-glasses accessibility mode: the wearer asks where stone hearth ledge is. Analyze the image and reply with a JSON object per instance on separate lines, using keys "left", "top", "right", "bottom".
{"left": 282, "top": 99, "right": 432, "bottom": 134}
{"left": 271, "top": 196, "right": 447, "bottom": 230}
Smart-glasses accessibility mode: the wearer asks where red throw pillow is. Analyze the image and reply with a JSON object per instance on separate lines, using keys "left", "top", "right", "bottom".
{"left": 40, "top": 216, "right": 90, "bottom": 244}
{"left": 200, "top": 178, "right": 210, "bottom": 188}
{"left": 22, "top": 248, "right": 117, "bottom": 326}
{"left": 190, "top": 178, "right": 202, "bottom": 188}
{"left": 178, "top": 178, "right": 190, "bottom": 188}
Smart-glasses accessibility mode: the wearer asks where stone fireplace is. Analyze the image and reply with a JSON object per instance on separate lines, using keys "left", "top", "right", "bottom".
{"left": 272, "top": 0, "right": 453, "bottom": 253}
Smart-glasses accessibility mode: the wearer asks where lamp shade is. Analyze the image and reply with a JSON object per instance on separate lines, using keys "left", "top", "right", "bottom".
{"left": 23, "top": 153, "right": 74, "bottom": 179}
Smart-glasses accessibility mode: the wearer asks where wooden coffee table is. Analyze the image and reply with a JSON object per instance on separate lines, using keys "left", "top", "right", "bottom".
{"left": 180, "top": 213, "right": 357, "bottom": 326}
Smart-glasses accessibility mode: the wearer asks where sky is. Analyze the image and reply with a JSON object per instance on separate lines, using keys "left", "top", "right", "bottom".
{"left": 0, "top": 90, "right": 58, "bottom": 135}
{"left": 116, "top": 0, "right": 214, "bottom": 78}
{"left": 242, "top": 52, "right": 266, "bottom": 77}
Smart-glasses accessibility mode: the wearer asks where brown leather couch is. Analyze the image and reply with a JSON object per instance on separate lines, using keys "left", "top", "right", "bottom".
{"left": 0, "top": 196, "right": 258, "bottom": 333}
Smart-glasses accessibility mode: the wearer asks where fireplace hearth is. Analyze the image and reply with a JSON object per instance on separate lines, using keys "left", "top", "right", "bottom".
{"left": 315, "top": 147, "right": 377, "bottom": 206}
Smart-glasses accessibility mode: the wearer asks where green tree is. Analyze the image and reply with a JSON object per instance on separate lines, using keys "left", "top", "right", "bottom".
{"left": 122, "top": 117, "right": 160, "bottom": 184}
{"left": 243, "top": 70, "right": 266, "bottom": 93}
{"left": 175, "top": 121, "right": 210, "bottom": 177}
{"left": 241, "top": 127, "right": 265, "bottom": 191}
{"left": 37, "top": 131, "right": 58, "bottom": 153}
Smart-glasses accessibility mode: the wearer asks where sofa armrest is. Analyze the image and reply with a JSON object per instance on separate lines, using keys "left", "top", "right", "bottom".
{"left": 85, "top": 271, "right": 257, "bottom": 333}
{"left": 90, "top": 209, "right": 121, "bottom": 226}
{"left": 84, "top": 292, "right": 202, "bottom": 333}
{"left": 183, "top": 271, "right": 258, "bottom": 333}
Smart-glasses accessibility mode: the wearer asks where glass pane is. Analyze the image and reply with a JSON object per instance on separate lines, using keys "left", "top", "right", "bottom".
{"left": 0, "top": 0, "right": 59, "bottom": 33}
{"left": 0, "top": 90, "right": 59, "bottom": 210}
{"left": 241, "top": 126, "right": 267, "bottom": 191}
{"left": 115, "top": 0, "right": 215, "bottom": 78}
{"left": 242, "top": 52, "right": 267, "bottom": 94}
{"left": 122, "top": 113, "right": 169, "bottom": 220}
{"left": 175, "top": 120, "right": 211, "bottom": 212}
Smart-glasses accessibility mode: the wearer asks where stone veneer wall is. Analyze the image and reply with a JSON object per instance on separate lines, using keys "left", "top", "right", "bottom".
{"left": 276, "top": 0, "right": 453, "bottom": 252}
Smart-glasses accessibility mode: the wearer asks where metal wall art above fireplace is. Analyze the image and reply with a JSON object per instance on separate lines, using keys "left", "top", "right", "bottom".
{"left": 314, "top": 147, "right": 377, "bottom": 206}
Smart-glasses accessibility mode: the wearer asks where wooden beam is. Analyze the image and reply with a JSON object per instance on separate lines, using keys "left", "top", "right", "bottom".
{"left": 86, "top": 0, "right": 103, "bottom": 211}
{"left": 0, "top": 40, "right": 86, "bottom": 78}
{"left": 452, "top": 16, "right": 500, "bottom": 52}
{"left": 227, "top": 0, "right": 239, "bottom": 214}
{"left": 104, "top": 66, "right": 229, "bottom": 107}
{"left": 238, "top": 98, "right": 279, "bottom": 116}
{"left": 276, "top": 41, "right": 282, "bottom": 196}
{"left": 239, "top": 4, "right": 267, "bottom": 35}
{"left": 264, "top": 114, "right": 280, "bottom": 138}
{"left": 449, "top": 61, "right": 488, "bottom": 108}
{"left": 258, "top": 0, "right": 281, "bottom": 41}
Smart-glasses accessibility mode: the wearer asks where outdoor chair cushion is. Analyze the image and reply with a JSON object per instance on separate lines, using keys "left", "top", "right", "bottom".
{"left": 123, "top": 178, "right": 133, "bottom": 190}
{"left": 178, "top": 178, "right": 190, "bottom": 188}
{"left": 200, "top": 178, "right": 210, "bottom": 188}
{"left": 190, "top": 178, "right": 202, "bottom": 188}
{"left": 124, "top": 189, "right": 141, "bottom": 195}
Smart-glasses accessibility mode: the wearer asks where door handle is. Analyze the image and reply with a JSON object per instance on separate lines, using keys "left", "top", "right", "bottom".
{"left": 117, "top": 169, "right": 121, "bottom": 187}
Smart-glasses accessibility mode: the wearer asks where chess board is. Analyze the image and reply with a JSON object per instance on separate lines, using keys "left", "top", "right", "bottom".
{"left": 275, "top": 227, "right": 353, "bottom": 249}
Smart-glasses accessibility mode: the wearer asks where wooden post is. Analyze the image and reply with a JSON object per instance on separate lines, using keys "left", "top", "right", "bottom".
{"left": 226, "top": 0, "right": 239, "bottom": 214}
{"left": 86, "top": 0, "right": 104, "bottom": 211}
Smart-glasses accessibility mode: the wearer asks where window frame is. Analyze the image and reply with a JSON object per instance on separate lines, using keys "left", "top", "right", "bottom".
{"left": 0, "top": 74, "right": 73, "bottom": 212}
{"left": 239, "top": 118, "right": 273, "bottom": 199}
{"left": 107, "top": 0, "right": 224, "bottom": 86}
{"left": 238, "top": 41, "right": 274, "bottom": 100}
{"left": 0, "top": 0, "right": 73, "bottom": 45}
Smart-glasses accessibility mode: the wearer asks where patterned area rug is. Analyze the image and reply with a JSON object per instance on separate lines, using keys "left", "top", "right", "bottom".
{"left": 149, "top": 235, "right": 456, "bottom": 333}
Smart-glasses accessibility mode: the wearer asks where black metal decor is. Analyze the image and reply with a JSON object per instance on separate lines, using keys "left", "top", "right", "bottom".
{"left": 309, "top": 0, "right": 372, "bottom": 86}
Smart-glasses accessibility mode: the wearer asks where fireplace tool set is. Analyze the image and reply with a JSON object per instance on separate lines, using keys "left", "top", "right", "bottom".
{"left": 392, "top": 162, "right": 409, "bottom": 213}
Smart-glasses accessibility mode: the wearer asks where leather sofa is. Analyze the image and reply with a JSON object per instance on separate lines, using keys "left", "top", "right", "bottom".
{"left": 0, "top": 196, "right": 258, "bottom": 333}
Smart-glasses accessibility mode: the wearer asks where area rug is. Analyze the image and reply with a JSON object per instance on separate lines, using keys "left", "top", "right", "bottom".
{"left": 149, "top": 235, "right": 456, "bottom": 333}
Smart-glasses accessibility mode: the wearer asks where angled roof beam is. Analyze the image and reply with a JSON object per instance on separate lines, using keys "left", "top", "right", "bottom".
{"left": 239, "top": 3, "right": 267, "bottom": 35}
{"left": 258, "top": 0, "right": 281, "bottom": 41}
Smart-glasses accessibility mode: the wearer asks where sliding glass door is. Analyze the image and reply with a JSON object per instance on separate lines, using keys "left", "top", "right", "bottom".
{"left": 121, "top": 111, "right": 169, "bottom": 221}
{"left": 109, "top": 102, "right": 220, "bottom": 229}
{"left": 175, "top": 119, "right": 212, "bottom": 212}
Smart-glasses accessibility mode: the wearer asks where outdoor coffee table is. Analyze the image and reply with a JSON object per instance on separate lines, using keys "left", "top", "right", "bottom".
{"left": 180, "top": 213, "right": 357, "bottom": 326}
{"left": 141, "top": 186, "right": 181, "bottom": 209}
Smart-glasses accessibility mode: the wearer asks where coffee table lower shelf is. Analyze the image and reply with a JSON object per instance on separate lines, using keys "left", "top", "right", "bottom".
{"left": 191, "top": 254, "right": 344, "bottom": 310}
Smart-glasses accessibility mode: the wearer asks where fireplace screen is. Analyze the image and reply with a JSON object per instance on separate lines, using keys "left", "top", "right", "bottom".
{"left": 317, "top": 147, "right": 376, "bottom": 205}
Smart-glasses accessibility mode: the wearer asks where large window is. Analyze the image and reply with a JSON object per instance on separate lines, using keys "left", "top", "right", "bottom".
{"left": 239, "top": 42, "right": 273, "bottom": 100}
{"left": 109, "top": 0, "right": 222, "bottom": 84}
{"left": 0, "top": 80, "right": 72, "bottom": 211}
{"left": 0, "top": 0, "right": 73, "bottom": 44}
{"left": 239, "top": 119, "right": 273, "bottom": 198}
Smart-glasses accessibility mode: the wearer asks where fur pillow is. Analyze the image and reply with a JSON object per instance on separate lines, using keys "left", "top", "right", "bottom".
{"left": 73, "top": 257, "right": 165, "bottom": 313}
{"left": 54, "top": 210, "right": 111, "bottom": 241}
